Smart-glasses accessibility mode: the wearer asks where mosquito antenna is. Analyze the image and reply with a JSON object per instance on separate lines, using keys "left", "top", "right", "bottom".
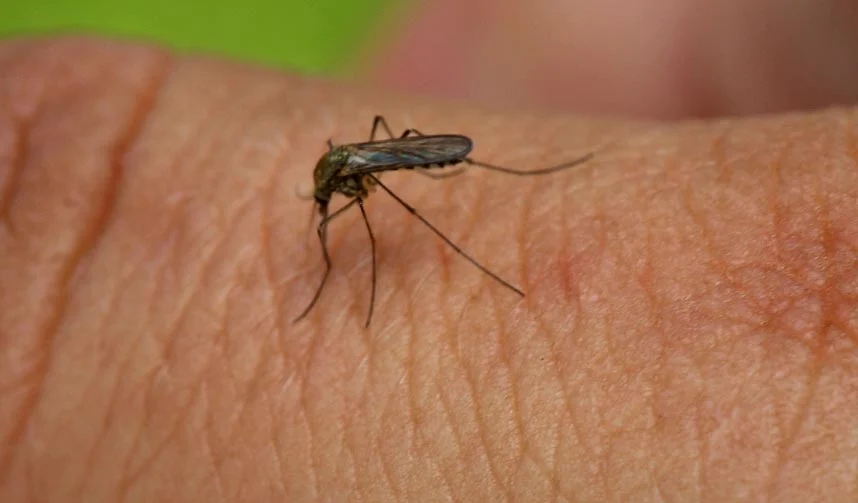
{"left": 369, "top": 174, "right": 524, "bottom": 297}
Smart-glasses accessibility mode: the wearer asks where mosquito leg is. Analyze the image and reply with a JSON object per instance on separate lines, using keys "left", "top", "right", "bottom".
{"left": 398, "top": 128, "right": 425, "bottom": 138}
{"left": 415, "top": 167, "right": 466, "bottom": 179}
{"left": 294, "top": 198, "right": 360, "bottom": 323}
{"left": 356, "top": 199, "right": 376, "bottom": 327}
{"left": 368, "top": 174, "right": 525, "bottom": 297}
{"left": 464, "top": 152, "right": 595, "bottom": 176}
{"left": 369, "top": 115, "right": 397, "bottom": 141}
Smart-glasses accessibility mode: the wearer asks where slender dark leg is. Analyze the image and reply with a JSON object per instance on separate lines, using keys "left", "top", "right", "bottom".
{"left": 369, "top": 174, "right": 525, "bottom": 297}
{"left": 464, "top": 152, "right": 595, "bottom": 175}
{"left": 356, "top": 199, "right": 376, "bottom": 327}
{"left": 369, "top": 115, "right": 397, "bottom": 141}
{"left": 293, "top": 198, "right": 360, "bottom": 323}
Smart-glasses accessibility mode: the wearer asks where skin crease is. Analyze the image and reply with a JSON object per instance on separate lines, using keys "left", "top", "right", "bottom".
{"left": 0, "top": 36, "right": 857, "bottom": 503}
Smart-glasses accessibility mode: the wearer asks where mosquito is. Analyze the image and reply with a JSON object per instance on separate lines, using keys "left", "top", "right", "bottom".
{"left": 294, "top": 115, "right": 594, "bottom": 327}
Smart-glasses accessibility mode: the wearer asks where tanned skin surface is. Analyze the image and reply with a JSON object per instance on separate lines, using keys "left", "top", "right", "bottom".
{"left": 1, "top": 37, "right": 857, "bottom": 502}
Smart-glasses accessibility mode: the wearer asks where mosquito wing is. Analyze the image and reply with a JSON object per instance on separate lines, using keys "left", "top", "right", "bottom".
{"left": 342, "top": 135, "right": 473, "bottom": 175}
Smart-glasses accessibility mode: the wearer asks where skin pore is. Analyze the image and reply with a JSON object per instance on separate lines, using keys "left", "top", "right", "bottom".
{"left": 1, "top": 37, "right": 857, "bottom": 502}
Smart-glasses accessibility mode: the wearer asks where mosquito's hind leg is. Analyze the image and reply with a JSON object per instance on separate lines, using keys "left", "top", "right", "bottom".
{"left": 369, "top": 115, "right": 397, "bottom": 141}
{"left": 368, "top": 174, "right": 525, "bottom": 298}
{"left": 463, "top": 152, "right": 595, "bottom": 176}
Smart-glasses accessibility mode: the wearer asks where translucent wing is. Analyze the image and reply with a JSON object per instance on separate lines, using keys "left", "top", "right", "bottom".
{"left": 341, "top": 135, "right": 473, "bottom": 175}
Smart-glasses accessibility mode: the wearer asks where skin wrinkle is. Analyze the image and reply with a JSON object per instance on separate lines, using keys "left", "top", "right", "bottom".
{"left": 199, "top": 384, "right": 230, "bottom": 503}
{"left": 117, "top": 366, "right": 207, "bottom": 498}
{"left": 203, "top": 329, "right": 234, "bottom": 500}
{"left": 543, "top": 199, "right": 589, "bottom": 500}
{"left": 0, "top": 116, "right": 27, "bottom": 233}
{"left": 487, "top": 293, "right": 520, "bottom": 493}
{"left": 506, "top": 178, "right": 564, "bottom": 496}
{"left": 401, "top": 235, "right": 430, "bottom": 496}
{"left": 296, "top": 298, "right": 325, "bottom": 501}
{"left": 262, "top": 393, "right": 290, "bottom": 499}
{"left": 439, "top": 304, "right": 474, "bottom": 496}
{"left": 678, "top": 174, "right": 761, "bottom": 501}
{"left": 378, "top": 368, "right": 409, "bottom": 500}
{"left": 684, "top": 127, "right": 733, "bottom": 501}
{"left": 459, "top": 165, "right": 544, "bottom": 498}
{"left": 763, "top": 168, "right": 831, "bottom": 499}
{"left": 445, "top": 307, "right": 500, "bottom": 498}
{"left": 634, "top": 203, "right": 668, "bottom": 501}
{"left": 481, "top": 240, "right": 521, "bottom": 496}
{"left": 0, "top": 92, "right": 51, "bottom": 491}
{"left": 0, "top": 43, "right": 171, "bottom": 498}
{"left": 69, "top": 219, "right": 185, "bottom": 497}
{"left": 434, "top": 378, "right": 467, "bottom": 497}
{"left": 580, "top": 216, "right": 614, "bottom": 500}
{"left": 468, "top": 337, "right": 513, "bottom": 501}
{"left": 117, "top": 193, "right": 262, "bottom": 498}
{"left": 547, "top": 219, "right": 602, "bottom": 501}
{"left": 219, "top": 291, "right": 267, "bottom": 440}
{"left": 72, "top": 56, "right": 175, "bottom": 499}
{"left": 689, "top": 119, "right": 848, "bottom": 500}
{"left": 339, "top": 365, "right": 364, "bottom": 500}
{"left": 222, "top": 237, "right": 286, "bottom": 437}
{"left": 0, "top": 43, "right": 57, "bottom": 234}
{"left": 763, "top": 176, "right": 837, "bottom": 498}
{"left": 374, "top": 430, "right": 401, "bottom": 502}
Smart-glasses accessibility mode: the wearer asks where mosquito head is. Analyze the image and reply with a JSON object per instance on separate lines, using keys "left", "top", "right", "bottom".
{"left": 313, "top": 145, "right": 350, "bottom": 202}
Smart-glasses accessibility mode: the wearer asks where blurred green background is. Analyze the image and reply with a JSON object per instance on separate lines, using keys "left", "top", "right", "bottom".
{"left": 0, "top": 0, "right": 396, "bottom": 73}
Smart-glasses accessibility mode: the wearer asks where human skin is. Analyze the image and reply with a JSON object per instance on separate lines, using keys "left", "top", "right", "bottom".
{"left": 1, "top": 37, "right": 857, "bottom": 502}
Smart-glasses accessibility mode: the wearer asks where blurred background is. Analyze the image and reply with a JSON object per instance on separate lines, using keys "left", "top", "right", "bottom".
{"left": 0, "top": 0, "right": 396, "bottom": 74}
{"left": 2, "top": 0, "right": 856, "bottom": 118}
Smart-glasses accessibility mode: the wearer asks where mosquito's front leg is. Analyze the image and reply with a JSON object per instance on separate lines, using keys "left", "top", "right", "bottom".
{"left": 294, "top": 198, "right": 360, "bottom": 323}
